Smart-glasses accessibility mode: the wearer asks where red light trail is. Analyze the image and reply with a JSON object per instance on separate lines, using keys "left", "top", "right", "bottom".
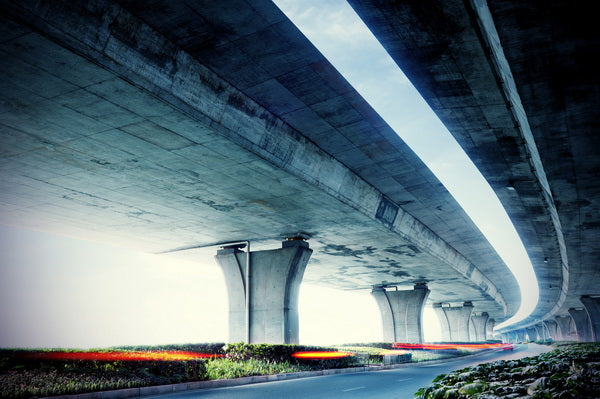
{"left": 19, "top": 350, "right": 224, "bottom": 361}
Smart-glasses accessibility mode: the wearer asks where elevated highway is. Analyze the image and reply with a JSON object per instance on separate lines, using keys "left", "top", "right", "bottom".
{"left": 0, "top": 0, "right": 597, "bottom": 342}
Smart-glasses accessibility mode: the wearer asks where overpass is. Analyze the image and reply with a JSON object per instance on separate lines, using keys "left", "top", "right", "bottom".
{"left": 0, "top": 0, "right": 597, "bottom": 343}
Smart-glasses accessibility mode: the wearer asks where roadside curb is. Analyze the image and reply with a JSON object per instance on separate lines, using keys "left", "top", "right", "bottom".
{"left": 42, "top": 349, "right": 501, "bottom": 399}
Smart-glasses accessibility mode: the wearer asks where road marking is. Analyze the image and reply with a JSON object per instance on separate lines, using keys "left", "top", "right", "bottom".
{"left": 342, "top": 386, "right": 366, "bottom": 392}
{"left": 397, "top": 378, "right": 413, "bottom": 382}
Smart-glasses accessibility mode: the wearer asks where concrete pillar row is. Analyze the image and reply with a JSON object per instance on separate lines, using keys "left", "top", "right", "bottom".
{"left": 580, "top": 296, "right": 600, "bottom": 342}
{"left": 371, "top": 283, "right": 430, "bottom": 343}
{"left": 555, "top": 315, "right": 575, "bottom": 341}
{"left": 486, "top": 318, "right": 495, "bottom": 341}
{"left": 470, "top": 312, "right": 489, "bottom": 342}
{"left": 569, "top": 307, "right": 594, "bottom": 342}
{"left": 544, "top": 320, "right": 559, "bottom": 341}
{"left": 434, "top": 301, "right": 474, "bottom": 342}
{"left": 525, "top": 327, "right": 538, "bottom": 341}
{"left": 516, "top": 329, "right": 526, "bottom": 342}
{"left": 215, "top": 239, "right": 312, "bottom": 344}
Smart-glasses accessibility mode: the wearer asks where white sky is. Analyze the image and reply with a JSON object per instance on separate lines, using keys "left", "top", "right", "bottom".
{"left": 272, "top": 0, "right": 538, "bottom": 329}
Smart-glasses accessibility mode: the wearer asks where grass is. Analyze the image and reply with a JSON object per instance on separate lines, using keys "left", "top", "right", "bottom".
{"left": 0, "top": 369, "right": 147, "bottom": 398}
{"left": 205, "top": 358, "right": 309, "bottom": 380}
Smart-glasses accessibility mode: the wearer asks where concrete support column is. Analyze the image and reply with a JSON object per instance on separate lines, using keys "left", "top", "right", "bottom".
{"left": 534, "top": 324, "right": 547, "bottom": 341}
{"left": 555, "top": 315, "right": 574, "bottom": 341}
{"left": 501, "top": 333, "right": 509, "bottom": 343}
{"left": 516, "top": 329, "right": 526, "bottom": 342}
{"left": 580, "top": 296, "right": 600, "bottom": 342}
{"left": 544, "top": 320, "right": 559, "bottom": 341}
{"left": 433, "top": 303, "right": 451, "bottom": 341}
{"left": 371, "top": 283, "right": 430, "bottom": 343}
{"left": 215, "top": 239, "right": 312, "bottom": 344}
{"left": 569, "top": 308, "right": 593, "bottom": 342}
{"left": 526, "top": 327, "right": 538, "bottom": 341}
{"left": 486, "top": 318, "right": 495, "bottom": 341}
{"left": 470, "top": 312, "right": 489, "bottom": 342}
{"left": 435, "top": 301, "right": 474, "bottom": 342}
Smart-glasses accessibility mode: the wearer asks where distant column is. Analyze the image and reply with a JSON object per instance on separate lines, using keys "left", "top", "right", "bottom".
{"left": 470, "top": 312, "right": 489, "bottom": 342}
{"left": 555, "top": 315, "right": 574, "bottom": 341}
{"left": 544, "top": 320, "right": 559, "bottom": 341}
{"left": 534, "top": 324, "right": 547, "bottom": 341}
{"left": 516, "top": 329, "right": 526, "bottom": 342}
{"left": 486, "top": 318, "right": 495, "bottom": 341}
{"left": 569, "top": 308, "right": 594, "bottom": 342}
{"left": 371, "top": 283, "right": 430, "bottom": 343}
{"left": 526, "top": 327, "right": 538, "bottom": 341}
{"left": 215, "top": 239, "right": 312, "bottom": 344}
{"left": 435, "top": 302, "right": 474, "bottom": 342}
{"left": 580, "top": 296, "right": 600, "bottom": 342}
{"left": 501, "top": 333, "right": 509, "bottom": 343}
{"left": 433, "top": 303, "right": 451, "bottom": 342}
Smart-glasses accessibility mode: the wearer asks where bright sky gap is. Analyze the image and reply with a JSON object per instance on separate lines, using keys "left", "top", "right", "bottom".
{"left": 272, "top": 0, "right": 539, "bottom": 329}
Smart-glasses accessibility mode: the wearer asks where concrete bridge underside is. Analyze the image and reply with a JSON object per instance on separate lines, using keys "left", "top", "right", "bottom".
{"left": 348, "top": 0, "right": 599, "bottom": 334}
{"left": 0, "top": 0, "right": 597, "bottom": 339}
{"left": 0, "top": 0, "right": 519, "bottom": 326}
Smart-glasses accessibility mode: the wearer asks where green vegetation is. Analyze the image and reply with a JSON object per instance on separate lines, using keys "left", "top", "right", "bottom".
{"left": 0, "top": 341, "right": 484, "bottom": 397}
{"left": 0, "top": 350, "right": 207, "bottom": 398}
{"left": 205, "top": 358, "right": 309, "bottom": 379}
{"left": 414, "top": 343, "right": 600, "bottom": 399}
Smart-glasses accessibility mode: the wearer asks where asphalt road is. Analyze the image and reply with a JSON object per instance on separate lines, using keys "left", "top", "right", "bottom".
{"left": 147, "top": 344, "right": 551, "bottom": 399}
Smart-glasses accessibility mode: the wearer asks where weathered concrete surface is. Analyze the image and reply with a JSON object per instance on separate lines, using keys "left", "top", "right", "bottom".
{"left": 555, "top": 315, "right": 576, "bottom": 342}
{"left": 486, "top": 318, "right": 495, "bottom": 341}
{"left": 371, "top": 283, "right": 429, "bottom": 343}
{"left": 347, "top": 0, "right": 599, "bottom": 332}
{"left": 215, "top": 240, "right": 312, "bottom": 344}
{"left": 0, "top": 0, "right": 524, "bottom": 327}
{"left": 470, "top": 312, "right": 489, "bottom": 342}
{"left": 569, "top": 308, "right": 593, "bottom": 343}
{"left": 544, "top": 320, "right": 559, "bottom": 341}
{"left": 580, "top": 296, "right": 600, "bottom": 342}
{"left": 435, "top": 302, "right": 474, "bottom": 342}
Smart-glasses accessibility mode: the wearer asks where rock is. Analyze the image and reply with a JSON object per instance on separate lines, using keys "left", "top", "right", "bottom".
{"left": 457, "top": 372, "right": 472, "bottom": 381}
{"left": 442, "top": 388, "right": 458, "bottom": 399}
{"left": 429, "top": 388, "right": 446, "bottom": 399}
{"left": 458, "top": 382, "right": 488, "bottom": 396}
{"left": 526, "top": 376, "right": 548, "bottom": 395}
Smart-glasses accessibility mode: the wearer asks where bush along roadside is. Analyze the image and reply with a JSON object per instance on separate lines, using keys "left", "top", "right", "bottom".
{"left": 414, "top": 343, "right": 600, "bottom": 399}
{"left": 0, "top": 343, "right": 360, "bottom": 398}
{"left": 0, "top": 350, "right": 208, "bottom": 398}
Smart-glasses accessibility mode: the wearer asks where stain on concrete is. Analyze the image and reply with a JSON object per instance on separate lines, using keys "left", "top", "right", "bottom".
{"left": 375, "top": 196, "right": 398, "bottom": 228}
{"left": 322, "top": 244, "right": 376, "bottom": 258}
{"left": 187, "top": 195, "right": 234, "bottom": 212}
{"left": 384, "top": 244, "right": 421, "bottom": 257}
{"left": 391, "top": 270, "right": 410, "bottom": 278}
{"left": 466, "top": 264, "right": 475, "bottom": 278}
{"left": 91, "top": 159, "right": 111, "bottom": 166}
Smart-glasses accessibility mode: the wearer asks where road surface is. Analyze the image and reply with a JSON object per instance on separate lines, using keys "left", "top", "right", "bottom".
{"left": 147, "top": 344, "right": 551, "bottom": 399}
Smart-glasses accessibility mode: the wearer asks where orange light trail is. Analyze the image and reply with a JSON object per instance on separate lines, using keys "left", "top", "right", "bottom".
{"left": 20, "top": 350, "right": 224, "bottom": 361}
{"left": 291, "top": 351, "right": 354, "bottom": 360}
